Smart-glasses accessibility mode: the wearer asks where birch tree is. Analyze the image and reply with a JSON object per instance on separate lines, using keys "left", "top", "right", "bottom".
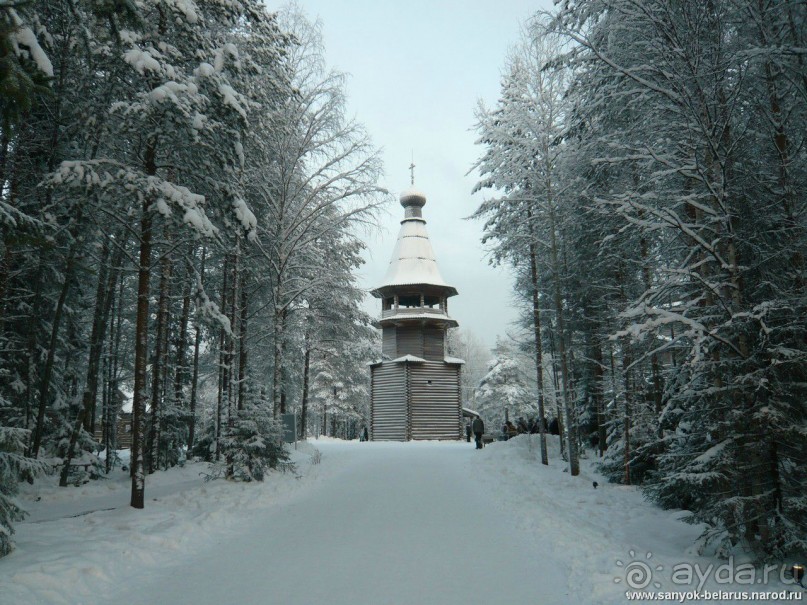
{"left": 250, "top": 8, "right": 384, "bottom": 416}
{"left": 472, "top": 23, "right": 577, "bottom": 471}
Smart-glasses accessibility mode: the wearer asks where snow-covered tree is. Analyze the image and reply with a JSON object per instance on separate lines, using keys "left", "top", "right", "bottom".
{"left": 0, "top": 426, "right": 46, "bottom": 556}
{"left": 248, "top": 7, "right": 385, "bottom": 417}
{"left": 0, "top": 0, "right": 387, "bottom": 555}
{"left": 472, "top": 0, "right": 806, "bottom": 558}
{"left": 472, "top": 20, "right": 578, "bottom": 470}
{"left": 447, "top": 328, "right": 491, "bottom": 409}
{"left": 475, "top": 340, "right": 534, "bottom": 425}
{"left": 217, "top": 394, "right": 288, "bottom": 482}
{"left": 550, "top": 0, "right": 807, "bottom": 557}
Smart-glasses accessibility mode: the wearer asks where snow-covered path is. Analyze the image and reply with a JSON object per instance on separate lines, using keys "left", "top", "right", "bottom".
{"left": 6, "top": 437, "right": 801, "bottom": 604}
{"left": 104, "top": 440, "right": 569, "bottom": 605}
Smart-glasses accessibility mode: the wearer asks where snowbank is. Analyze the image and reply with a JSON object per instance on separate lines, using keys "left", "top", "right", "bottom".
{"left": 474, "top": 435, "right": 802, "bottom": 603}
{"left": 2, "top": 444, "right": 325, "bottom": 604}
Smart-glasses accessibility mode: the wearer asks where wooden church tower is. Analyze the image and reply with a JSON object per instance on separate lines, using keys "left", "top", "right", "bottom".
{"left": 369, "top": 187, "right": 463, "bottom": 441}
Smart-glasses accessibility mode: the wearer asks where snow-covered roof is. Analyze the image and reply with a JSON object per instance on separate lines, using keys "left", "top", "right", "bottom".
{"left": 399, "top": 187, "right": 426, "bottom": 205}
{"left": 391, "top": 354, "right": 426, "bottom": 363}
{"left": 376, "top": 312, "right": 458, "bottom": 325}
{"left": 381, "top": 219, "right": 447, "bottom": 286}
{"left": 444, "top": 356, "right": 466, "bottom": 364}
{"left": 374, "top": 188, "right": 457, "bottom": 294}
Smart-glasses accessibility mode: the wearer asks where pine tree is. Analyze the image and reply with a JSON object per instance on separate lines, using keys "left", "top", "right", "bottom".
{"left": 217, "top": 395, "right": 289, "bottom": 482}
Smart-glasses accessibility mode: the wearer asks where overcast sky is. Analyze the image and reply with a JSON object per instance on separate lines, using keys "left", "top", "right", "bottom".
{"left": 270, "top": 0, "right": 555, "bottom": 349}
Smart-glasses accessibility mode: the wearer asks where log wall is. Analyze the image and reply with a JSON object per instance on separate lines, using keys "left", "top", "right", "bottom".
{"left": 396, "top": 326, "right": 423, "bottom": 358}
{"left": 382, "top": 327, "right": 396, "bottom": 359}
{"left": 370, "top": 362, "right": 408, "bottom": 441}
{"left": 409, "top": 361, "right": 461, "bottom": 440}
{"left": 370, "top": 360, "right": 461, "bottom": 441}
{"left": 422, "top": 328, "right": 445, "bottom": 361}
{"left": 385, "top": 325, "right": 446, "bottom": 361}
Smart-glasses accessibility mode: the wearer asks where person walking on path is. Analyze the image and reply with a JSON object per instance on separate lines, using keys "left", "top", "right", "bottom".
{"left": 465, "top": 422, "right": 472, "bottom": 443}
{"left": 472, "top": 416, "right": 485, "bottom": 450}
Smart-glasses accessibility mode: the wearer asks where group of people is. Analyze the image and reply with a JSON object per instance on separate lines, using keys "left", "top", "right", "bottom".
{"left": 465, "top": 414, "right": 561, "bottom": 449}
{"left": 503, "top": 416, "right": 560, "bottom": 439}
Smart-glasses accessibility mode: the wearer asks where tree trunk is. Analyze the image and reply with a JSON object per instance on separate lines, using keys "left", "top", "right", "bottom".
{"left": 300, "top": 335, "right": 311, "bottom": 440}
{"left": 131, "top": 193, "right": 153, "bottom": 508}
{"left": 322, "top": 397, "right": 327, "bottom": 437}
{"left": 615, "top": 260, "right": 633, "bottom": 485}
{"left": 26, "top": 26, "right": 77, "bottom": 458}
{"left": 548, "top": 326, "right": 566, "bottom": 458}
{"left": 89, "top": 239, "right": 124, "bottom": 431}
{"left": 215, "top": 255, "right": 230, "bottom": 461}
{"left": 272, "top": 306, "right": 287, "bottom": 416}
{"left": 0, "top": 214, "right": 11, "bottom": 319}
{"left": 636, "top": 211, "right": 664, "bottom": 415}
{"left": 147, "top": 251, "right": 172, "bottom": 474}
{"left": 131, "top": 137, "right": 158, "bottom": 509}
{"left": 548, "top": 204, "right": 579, "bottom": 476}
{"left": 188, "top": 248, "right": 205, "bottom": 450}
{"left": 189, "top": 323, "right": 201, "bottom": 452}
{"left": 237, "top": 284, "right": 248, "bottom": 411}
{"left": 105, "top": 269, "right": 125, "bottom": 474}
{"left": 592, "top": 336, "right": 607, "bottom": 457}
{"left": 59, "top": 237, "right": 122, "bottom": 485}
{"left": 621, "top": 340, "right": 633, "bottom": 486}
{"left": 102, "top": 350, "right": 112, "bottom": 474}
{"left": 527, "top": 223, "right": 549, "bottom": 466}
{"left": 173, "top": 267, "right": 192, "bottom": 416}
{"left": 31, "top": 244, "right": 78, "bottom": 459}
{"left": 0, "top": 125, "right": 9, "bottom": 201}
{"left": 23, "top": 260, "right": 43, "bottom": 431}
{"left": 227, "top": 247, "right": 239, "bottom": 421}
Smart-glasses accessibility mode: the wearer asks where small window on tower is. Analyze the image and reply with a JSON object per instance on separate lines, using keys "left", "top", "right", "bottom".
{"left": 383, "top": 297, "right": 394, "bottom": 310}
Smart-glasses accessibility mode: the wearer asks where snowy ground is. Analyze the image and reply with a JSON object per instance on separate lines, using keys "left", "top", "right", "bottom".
{"left": 2, "top": 437, "right": 804, "bottom": 604}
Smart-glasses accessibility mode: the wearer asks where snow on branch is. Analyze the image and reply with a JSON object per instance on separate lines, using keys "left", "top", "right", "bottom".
{"left": 194, "top": 276, "right": 232, "bottom": 336}
{"left": 47, "top": 160, "right": 218, "bottom": 237}
{"left": 617, "top": 304, "right": 747, "bottom": 360}
{"left": 7, "top": 8, "right": 52, "bottom": 77}
{"left": 164, "top": 0, "right": 200, "bottom": 24}
{"left": 218, "top": 84, "right": 248, "bottom": 120}
{"left": 232, "top": 197, "right": 257, "bottom": 240}
{"left": 123, "top": 48, "right": 163, "bottom": 76}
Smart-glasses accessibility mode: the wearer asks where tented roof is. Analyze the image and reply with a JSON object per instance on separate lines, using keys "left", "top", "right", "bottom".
{"left": 373, "top": 189, "right": 457, "bottom": 296}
